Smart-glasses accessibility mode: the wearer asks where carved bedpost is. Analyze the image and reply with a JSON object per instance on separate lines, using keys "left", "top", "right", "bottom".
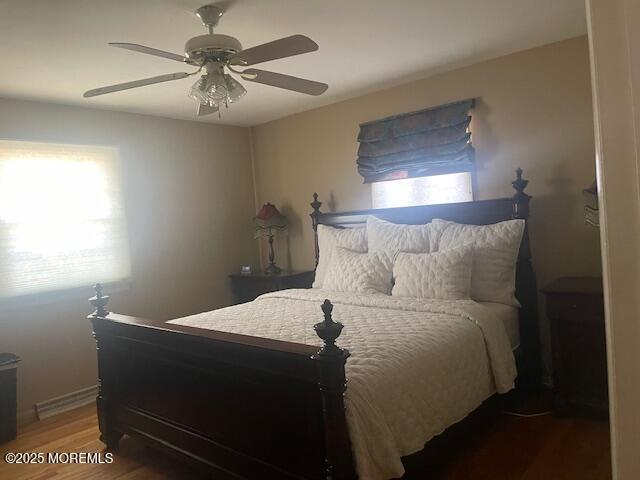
{"left": 511, "top": 169, "right": 542, "bottom": 389}
{"left": 89, "top": 284, "right": 122, "bottom": 450}
{"left": 312, "top": 300, "right": 356, "bottom": 480}
{"left": 511, "top": 168, "right": 533, "bottom": 264}
{"left": 310, "top": 193, "right": 323, "bottom": 268}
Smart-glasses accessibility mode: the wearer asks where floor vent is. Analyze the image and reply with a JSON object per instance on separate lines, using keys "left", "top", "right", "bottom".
{"left": 35, "top": 385, "right": 98, "bottom": 420}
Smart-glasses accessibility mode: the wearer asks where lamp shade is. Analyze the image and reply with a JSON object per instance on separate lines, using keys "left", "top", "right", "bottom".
{"left": 253, "top": 203, "right": 288, "bottom": 238}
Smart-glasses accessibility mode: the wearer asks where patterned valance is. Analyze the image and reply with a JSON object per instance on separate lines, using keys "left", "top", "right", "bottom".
{"left": 357, "top": 99, "right": 475, "bottom": 183}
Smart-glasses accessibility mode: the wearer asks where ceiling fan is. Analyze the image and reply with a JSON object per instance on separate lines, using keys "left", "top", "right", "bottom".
{"left": 83, "top": 3, "right": 328, "bottom": 117}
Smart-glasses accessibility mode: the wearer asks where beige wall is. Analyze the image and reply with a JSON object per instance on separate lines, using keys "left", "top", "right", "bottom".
{"left": 587, "top": 0, "right": 640, "bottom": 478}
{"left": 0, "top": 98, "right": 258, "bottom": 422}
{"left": 252, "top": 36, "right": 602, "bottom": 376}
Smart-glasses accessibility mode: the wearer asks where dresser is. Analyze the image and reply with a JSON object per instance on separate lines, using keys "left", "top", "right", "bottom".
{"left": 229, "top": 270, "right": 315, "bottom": 304}
{"left": 542, "top": 277, "right": 608, "bottom": 415}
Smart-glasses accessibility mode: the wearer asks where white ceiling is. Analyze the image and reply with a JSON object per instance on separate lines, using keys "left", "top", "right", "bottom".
{"left": 0, "top": 0, "right": 586, "bottom": 127}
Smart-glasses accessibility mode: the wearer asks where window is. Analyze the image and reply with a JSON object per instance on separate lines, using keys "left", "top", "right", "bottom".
{"left": 371, "top": 172, "right": 473, "bottom": 209}
{"left": 0, "top": 140, "right": 131, "bottom": 299}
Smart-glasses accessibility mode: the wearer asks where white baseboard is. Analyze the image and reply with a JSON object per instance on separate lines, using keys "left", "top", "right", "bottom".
{"left": 35, "top": 385, "right": 98, "bottom": 420}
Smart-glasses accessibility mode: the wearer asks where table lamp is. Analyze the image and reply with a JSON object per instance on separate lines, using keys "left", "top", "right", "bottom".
{"left": 253, "top": 203, "right": 288, "bottom": 275}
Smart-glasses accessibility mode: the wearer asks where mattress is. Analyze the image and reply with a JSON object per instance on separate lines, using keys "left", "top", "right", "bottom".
{"left": 169, "top": 289, "right": 517, "bottom": 480}
{"left": 479, "top": 302, "right": 520, "bottom": 350}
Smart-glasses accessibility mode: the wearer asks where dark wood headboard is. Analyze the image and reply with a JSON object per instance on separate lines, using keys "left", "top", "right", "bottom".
{"left": 308, "top": 169, "right": 541, "bottom": 389}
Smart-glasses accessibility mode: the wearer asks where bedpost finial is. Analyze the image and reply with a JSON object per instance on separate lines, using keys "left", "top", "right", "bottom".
{"left": 314, "top": 299, "right": 346, "bottom": 358}
{"left": 512, "top": 168, "right": 528, "bottom": 195}
{"left": 512, "top": 168, "right": 531, "bottom": 219}
{"left": 310, "top": 192, "right": 322, "bottom": 214}
{"left": 90, "top": 283, "right": 110, "bottom": 318}
{"left": 321, "top": 298, "right": 333, "bottom": 324}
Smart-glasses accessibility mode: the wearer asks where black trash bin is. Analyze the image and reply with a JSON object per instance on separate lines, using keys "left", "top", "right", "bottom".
{"left": 0, "top": 353, "right": 20, "bottom": 443}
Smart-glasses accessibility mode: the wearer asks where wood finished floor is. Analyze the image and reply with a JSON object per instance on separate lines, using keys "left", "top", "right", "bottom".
{"left": 0, "top": 401, "right": 611, "bottom": 480}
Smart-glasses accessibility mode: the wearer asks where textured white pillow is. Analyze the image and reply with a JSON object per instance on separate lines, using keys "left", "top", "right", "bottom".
{"left": 392, "top": 247, "right": 472, "bottom": 300}
{"left": 323, "top": 247, "right": 393, "bottom": 294}
{"left": 367, "top": 216, "right": 433, "bottom": 259}
{"left": 433, "top": 219, "right": 525, "bottom": 306}
{"left": 313, "top": 225, "right": 367, "bottom": 288}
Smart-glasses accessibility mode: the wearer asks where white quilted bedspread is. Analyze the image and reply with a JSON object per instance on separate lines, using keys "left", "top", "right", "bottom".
{"left": 168, "top": 289, "right": 516, "bottom": 480}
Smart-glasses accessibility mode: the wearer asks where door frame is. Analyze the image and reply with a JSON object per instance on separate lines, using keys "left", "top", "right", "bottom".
{"left": 586, "top": 0, "right": 640, "bottom": 478}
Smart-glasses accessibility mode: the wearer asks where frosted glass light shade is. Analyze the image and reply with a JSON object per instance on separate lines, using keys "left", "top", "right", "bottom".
{"left": 225, "top": 74, "right": 246, "bottom": 103}
{"left": 189, "top": 76, "right": 209, "bottom": 104}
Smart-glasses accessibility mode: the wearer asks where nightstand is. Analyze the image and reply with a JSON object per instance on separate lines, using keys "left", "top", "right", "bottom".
{"left": 542, "top": 277, "right": 608, "bottom": 415}
{"left": 229, "top": 270, "right": 315, "bottom": 304}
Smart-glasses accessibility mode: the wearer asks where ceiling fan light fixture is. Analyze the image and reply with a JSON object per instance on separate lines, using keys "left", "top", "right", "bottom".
{"left": 188, "top": 63, "right": 247, "bottom": 113}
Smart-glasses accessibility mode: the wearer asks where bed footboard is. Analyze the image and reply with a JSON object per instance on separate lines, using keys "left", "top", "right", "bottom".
{"left": 88, "top": 286, "right": 355, "bottom": 480}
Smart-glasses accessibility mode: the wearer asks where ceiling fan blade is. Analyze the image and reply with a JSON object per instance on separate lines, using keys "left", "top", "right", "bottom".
{"left": 109, "top": 42, "right": 190, "bottom": 63}
{"left": 240, "top": 69, "right": 328, "bottom": 96}
{"left": 229, "top": 35, "right": 318, "bottom": 66}
{"left": 197, "top": 103, "right": 219, "bottom": 116}
{"left": 83, "top": 72, "right": 190, "bottom": 98}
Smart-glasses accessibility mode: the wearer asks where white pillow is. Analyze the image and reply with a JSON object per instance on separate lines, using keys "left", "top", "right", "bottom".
{"left": 367, "top": 216, "right": 433, "bottom": 259}
{"left": 392, "top": 247, "right": 472, "bottom": 300}
{"left": 313, "top": 225, "right": 367, "bottom": 288}
{"left": 323, "top": 247, "right": 393, "bottom": 294}
{"left": 433, "top": 219, "right": 525, "bottom": 306}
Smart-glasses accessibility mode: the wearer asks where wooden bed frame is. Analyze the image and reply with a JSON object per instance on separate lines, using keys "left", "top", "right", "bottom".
{"left": 89, "top": 169, "right": 540, "bottom": 480}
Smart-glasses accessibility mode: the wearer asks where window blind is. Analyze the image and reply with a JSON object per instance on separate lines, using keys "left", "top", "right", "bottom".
{"left": 0, "top": 140, "right": 131, "bottom": 299}
{"left": 357, "top": 99, "right": 475, "bottom": 183}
